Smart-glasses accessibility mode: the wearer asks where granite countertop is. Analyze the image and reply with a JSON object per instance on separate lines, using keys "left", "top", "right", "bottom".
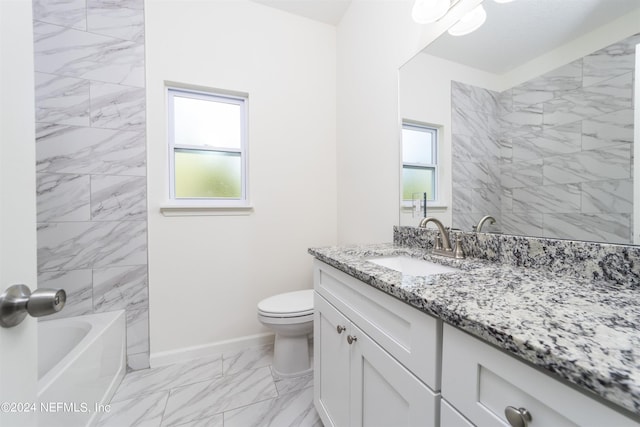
{"left": 308, "top": 243, "right": 640, "bottom": 417}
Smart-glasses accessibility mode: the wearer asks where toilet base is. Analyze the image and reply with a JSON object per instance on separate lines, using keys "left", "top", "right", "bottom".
{"left": 272, "top": 332, "right": 311, "bottom": 377}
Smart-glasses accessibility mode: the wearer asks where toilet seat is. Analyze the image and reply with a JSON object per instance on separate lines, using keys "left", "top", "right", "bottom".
{"left": 257, "top": 289, "right": 313, "bottom": 318}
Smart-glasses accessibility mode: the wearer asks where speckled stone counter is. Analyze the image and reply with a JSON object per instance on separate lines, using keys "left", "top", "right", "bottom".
{"left": 308, "top": 243, "right": 640, "bottom": 418}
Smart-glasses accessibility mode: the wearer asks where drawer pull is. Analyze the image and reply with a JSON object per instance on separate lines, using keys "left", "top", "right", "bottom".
{"left": 336, "top": 325, "right": 346, "bottom": 334}
{"left": 505, "top": 406, "right": 532, "bottom": 427}
{"left": 347, "top": 335, "right": 358, "bottom": 344}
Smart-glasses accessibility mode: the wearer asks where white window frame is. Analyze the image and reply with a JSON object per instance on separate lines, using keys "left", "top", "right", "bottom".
{"left": 401, "top": 121, "right": 439, "bottom": 208}
{"left": 164, "top": 86, "right": 251, "bottom": 214}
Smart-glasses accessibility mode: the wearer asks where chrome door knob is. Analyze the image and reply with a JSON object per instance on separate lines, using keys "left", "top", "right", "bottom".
{"left": 336, "top": 325, "right": 346, "bottom": 334}
{"left": 347, "top": 335, "right": 357, "bottom": 344}
{"left": 0, "top": 284, "right": 66, "bottom": 328}
{"left": 505, "top": 406, "right": 532, "bottom": 427}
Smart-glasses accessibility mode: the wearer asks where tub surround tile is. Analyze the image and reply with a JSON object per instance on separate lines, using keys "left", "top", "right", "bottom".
{"left": 90, "top": 175, "right": 147, "bottom": 221}
{"left": 542, "top": 144, "right": 631, "bottom": 185}
{"left": 583, "top": 33, "right": 640, "bottom": 87}
{"left": 33, "top": 0, "right": 86, "bottom": 30}
{"left": 90, "top": 82, "right": 146, "bottom": 130}
{"left": 543, "top": 213, "right": 632, "bottom": 245}
{"left": 37, "top": 173, "right": 90, "bottom": 222}
{"left": 87, "top": 0, "right": 145, "bottom": 43}
{"left": 581, "top": 179, "right": 633, "bottom": 214}
{"left": 36, "top": 123, "right": 146, "bottom": 176}
{"left": 38, "top": 269, "right": 93, "bottom": 320}
{"left": 94, "top": 265, "right": 148, "bottom": 312}
{"left": 582, "top": 109, "right": 634, "bottom": 150}
{"left": 33, "top": 22, "right": 145, "bottom": 87}
{"left": 161, "top": 366, "right": 278, "bottom": 426}
{"left": 126, "top": 307, "right": 149, "bottom": 355}
{"left": 34, "top": 73, "right": 90, "bottom": 126}
{"left": 98, "top": 391, "right": 168, "bottom": 427}
{"left": 37, "top": 220, "right": 147, "bottom": 271}
{"left": 311, "top": 237, "right": 640, "bottom": 415}
{"left": 127, "top": 352, "right": 151, "bottom": 371}
{"left": 223, "top": 386, "right": 320, "bottom": 427}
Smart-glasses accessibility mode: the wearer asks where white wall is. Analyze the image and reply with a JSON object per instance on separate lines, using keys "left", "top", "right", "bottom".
{"left": 399, "top": 53, "right": 501, "bottom": 227}
{"left": 146, "top": 0, "right": 337, "bottom": 357}
{"left": 335, "top": 0, "right": 482, "bottom": 244}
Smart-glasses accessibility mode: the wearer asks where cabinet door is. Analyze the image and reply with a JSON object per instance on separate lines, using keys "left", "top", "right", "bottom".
{"left": 314, "top": 294, "right": 351, "bottom": 427}
{"left": 349, "top": 324, "right": 439, "bottom": 427}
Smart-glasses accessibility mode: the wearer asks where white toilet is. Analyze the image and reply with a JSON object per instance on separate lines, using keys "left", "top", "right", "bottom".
{"left": 257, "top": 289, "right": 314, "bottom": 377}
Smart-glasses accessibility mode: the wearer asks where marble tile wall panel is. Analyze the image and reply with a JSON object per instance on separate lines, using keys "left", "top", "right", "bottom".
{"left": 452, "top": 133, "right": 499, "bottom": 162}
{"left": 87, "top": 0, "right": 145, "bottom": 43}
{"left": 33, "top": 0, "right": 86, "bottom": 30}
{"left": 452, "top": 107, "right": 497, "bottom": 140}
{"left": 452, "top": 160, "right": 492, "bottom": 188}
{"left": 543, "top": 144, "right": 631, "bottom": 185}
{"left": 33, "top": 22, "right": 144, "bottom": 87}
{"left": 543, "top": 213, "right": 631, "bottom": 245}
{"left": 452, "top": 186, "right": 472, "bottom": 213}
{"left": 501, "top": 212, "right": 544, "bottom": 237}
{"left": 36, "top": 124, "right": 146, "bottom": 176}
{"left": 500, "top": 104, "right": 543, "bottom": 138}
{"left": 581, "top": 179, "right": 633, "bottom": 214}
{"left": 500, "top": 159, "right": 543, "bottom": 189}
{"left": 91, "top": 175, "right": 147, "bottom": 221}
{"left": 583, "top": 33, "right": 640, "bottom": 87}
{"left": 512, "top": 60, "right": 582, "bottom": 110}
{"left": 93, "top": 265, "right": 148, "bottom": 312}
{"left": 126, "top": 307, "right": 149, "bottom": 356}
{"left": 452, "top": 212, "right": 477, "bottom": 234}
{"left": 451, "top": 80, "right": 499, "bottom": 114}
{"left": 37, "top": 221, "right": 147, "bottom": 271}
{"left": 470, "top": 186, "right": 501, "bottom": 217}
{"left": 511, "top": 121, "right": 582, "bottom": 161}
{"left": 512, "top": 184, "right": 581, "bottom": 214}
{"left": 90, "top": 82, "right": 146, "bottom": 130}
{"left": 582, "top": 109, "right": 634, "bottom": 150}
{"left": 37, "top": 173, "right": 90, "bottom": 222}
{"left": 34, "top": 72, "right": 90, "bottom": 126}
{"left": 33, "top": 0, "right": 148, "bottom": 369}
{"left": 38, "top": 269, "right": 93, "bottom": 320}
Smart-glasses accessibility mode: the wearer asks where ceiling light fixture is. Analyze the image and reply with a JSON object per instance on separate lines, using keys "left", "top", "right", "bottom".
{"left": 412, "top": 0, "right": 451, "bottom": 24}
{"left": 447, "top": 4, "right": 487, "bottom": 36}
{"left": 493, "top": 0, "right": 515, "bottom": 3}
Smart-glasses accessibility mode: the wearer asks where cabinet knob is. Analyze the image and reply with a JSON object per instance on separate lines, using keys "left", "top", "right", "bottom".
{"left": 336, "top": 325, "right": 346, "bottom": 334}
{"left": 504, "top": 406, "right": 532, "bottom": 427}
{"left": 347, "top": 335, "right": 357, "bottom": 344}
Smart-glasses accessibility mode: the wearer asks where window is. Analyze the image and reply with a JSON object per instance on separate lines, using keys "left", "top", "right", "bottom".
{"left": 167, "top": 87, "right": 248, "bottom": 207}
{"left": 402, "top": 122, "right": 437, "bottom": 203}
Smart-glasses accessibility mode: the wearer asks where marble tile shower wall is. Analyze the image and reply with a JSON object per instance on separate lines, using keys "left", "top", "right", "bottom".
{"left": 452, "top": 33, "right": 639, "bottom": 244}
{"left": 451, "top": 81, "right": 502, "bottom": 233}
{"left": 32, "top": 0, "right": 149, "bottom": 370}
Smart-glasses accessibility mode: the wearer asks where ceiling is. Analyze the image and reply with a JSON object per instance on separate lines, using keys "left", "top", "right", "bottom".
{"left": 250, "top": 0, "right": 353, "bottom": 25}
{"left": 422, "top": 0, "right": 640, "bottom": 74}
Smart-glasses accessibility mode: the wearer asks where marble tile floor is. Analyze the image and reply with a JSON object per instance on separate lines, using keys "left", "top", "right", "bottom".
{"left": 98, "top": 344, "right": 322, "bottom": 427}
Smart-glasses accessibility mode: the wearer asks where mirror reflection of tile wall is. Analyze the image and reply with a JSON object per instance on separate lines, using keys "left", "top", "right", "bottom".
{"left": 452, "top": 33, "right": 639, "bottom": 244}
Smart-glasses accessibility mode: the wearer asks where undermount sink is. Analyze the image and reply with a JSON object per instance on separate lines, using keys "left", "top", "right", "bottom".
{"left": 366, "top": 255, "right": 460, "bottom": 276}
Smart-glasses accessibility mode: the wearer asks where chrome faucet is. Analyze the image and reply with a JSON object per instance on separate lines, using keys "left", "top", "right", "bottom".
{"left": 418, "top": 217, "right": 465, "bottom": 259}
{"left": 474, "top": 215, "right": 496, "bottom": 233}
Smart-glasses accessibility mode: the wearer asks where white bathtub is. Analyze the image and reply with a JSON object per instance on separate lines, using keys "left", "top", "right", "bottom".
{"left": 38, "top": 311, "right": 126, "bottom": 427}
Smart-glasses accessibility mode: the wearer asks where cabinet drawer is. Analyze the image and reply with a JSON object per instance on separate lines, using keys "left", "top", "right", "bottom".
{"left": 441, "top": 399, "right": 474, "bottom": 427}
{"left": 314, "top": 260, "right": 441, "bottom": 390}
{"left": 442, "top": 324, "right": 639, "bottom": 427}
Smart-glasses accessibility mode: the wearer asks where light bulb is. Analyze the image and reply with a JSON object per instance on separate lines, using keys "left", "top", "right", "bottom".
{"left": 447, "top": 4, "right": 487, "bottom": 36}
{"left": 412, "top": 0, "right": 451, "bottom": 24}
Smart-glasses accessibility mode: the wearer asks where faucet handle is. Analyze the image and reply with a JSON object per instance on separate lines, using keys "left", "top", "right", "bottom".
{"left": 434, "top": 232, "right": 443, "bottom": 250}
{"left": 453, "top": 235, "right": 466, "bottom": 259}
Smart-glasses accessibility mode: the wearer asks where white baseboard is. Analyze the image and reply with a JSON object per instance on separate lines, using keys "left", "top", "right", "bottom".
{"left": 150, "top": 333, "right": 275, "bottom": 368}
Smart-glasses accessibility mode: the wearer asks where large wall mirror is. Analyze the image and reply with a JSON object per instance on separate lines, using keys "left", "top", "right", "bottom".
{"left": 399, "top": 0, "right": 640, "bottom": 245}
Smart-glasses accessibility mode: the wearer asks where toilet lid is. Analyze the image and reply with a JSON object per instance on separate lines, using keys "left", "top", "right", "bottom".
{"left": 258, "top": 289, "right": 314, "bottom": 317}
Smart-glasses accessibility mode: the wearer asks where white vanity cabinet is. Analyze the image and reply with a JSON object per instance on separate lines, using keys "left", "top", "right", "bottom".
{"left": 441, "top": 324, "right": 639, "bottom": 427}
{"left": 313, "top": 260, "right": 441, "bottom": 427}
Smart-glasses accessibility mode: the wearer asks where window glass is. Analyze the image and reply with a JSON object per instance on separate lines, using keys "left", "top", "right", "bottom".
{"left": 402, "top": 166, "right": 435, "bottom": 201}
{"left": 174, "top": 149, "right": 241, "bottom": 199}
{"left": 402, "top": 127, "right": 433, "bottom": 164}
{"left": 173, "top": 96, "right": 242, "bottom": 149}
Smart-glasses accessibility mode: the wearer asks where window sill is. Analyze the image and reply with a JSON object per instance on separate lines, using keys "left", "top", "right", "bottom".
{"left": 160, "top": 204, "right": 254, "bottom": 217}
